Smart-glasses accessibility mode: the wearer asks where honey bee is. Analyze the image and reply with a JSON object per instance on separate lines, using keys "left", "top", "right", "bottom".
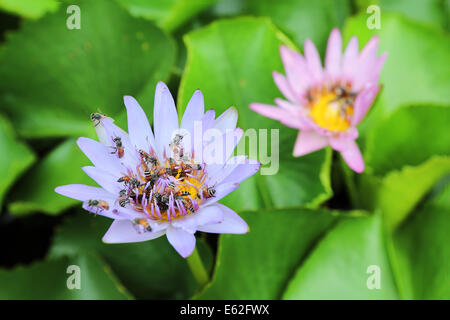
{"left": 128, "top": 178, "right": 141, "bottom": 189}
{"left": 87, "top": 199, "right": 109, "bottom": 214}
{"left": 110, "top": 137, "right": 124, "bottom": 158}
{"left": 117, "top": 175, "right": 131, "bottom": 184}
{"left": 133, "top": 218, "right": 152, "bottom": 232}
{"left": 331, "top": 85, "right": 357, "bottom": 118}
{"left": 90, "top": 112, "right": 107, "bottom": 127}
{"left": 187, "top": 163, "right": 202, "bottom": 170}
{"left": 118, "top": 197, "right": 130, "bottom": 207}
{"left": 203, "top": 186, "right": 216, "bottom": 199}
{"left": 139, "top": 150, "right": 158, "bottom": 167}
{"left": 183, "top": 200, "right": 195, "bottom": 213}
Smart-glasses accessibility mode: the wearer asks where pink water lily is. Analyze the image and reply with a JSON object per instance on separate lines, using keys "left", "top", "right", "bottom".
{"left": 55, "top": 82, "right": 260, "bottom": 258}
{"left": 250, "top": 28, "right": 387, "bottom": 173}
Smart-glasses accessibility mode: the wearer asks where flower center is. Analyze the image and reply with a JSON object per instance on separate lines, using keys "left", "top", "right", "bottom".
{"left": 117, "top": 140, "right": 215, "bottom": 222}
{"left": 307, "top": 84, "right": 355, "bottom": 132}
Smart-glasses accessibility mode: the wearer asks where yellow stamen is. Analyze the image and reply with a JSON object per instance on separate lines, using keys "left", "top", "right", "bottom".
{"left": 309, "top": 91, "right": 354, "bottom": 132}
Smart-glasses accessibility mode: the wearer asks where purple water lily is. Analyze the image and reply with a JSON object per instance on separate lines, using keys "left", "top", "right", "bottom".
{"left": 55, "top": 82, "right": 260, "bottom": 258}
{"left": 250, "top": 28, "right": 387, "bottom": 173}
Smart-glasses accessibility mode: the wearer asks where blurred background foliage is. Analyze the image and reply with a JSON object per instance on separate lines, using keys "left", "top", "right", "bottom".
{"left": 0, "top": 0, "right": 448, "bottom": 299}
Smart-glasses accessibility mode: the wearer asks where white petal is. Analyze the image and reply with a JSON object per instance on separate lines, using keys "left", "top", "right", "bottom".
{"left": 214, "top": 107, "right": 238, "bottom": 133}
{"left": 197, "top": 204, "right": 249, "bottom": 234}
{"left": 166, "top": 226, "right": 196, "bottom": 258}
{"left": 102, "top": 220, "right": 166, "bottom": 243}
{"left": 180, "top": 89, "right": 205, "bottom": 137}
{"left": 171, "top": 204, "right": 224, "bottom": 233}
{"left": 81, "top": 166, "right": 121, "bottom": 195}
{"left": 153, "top": 82, "right": 179, "bottom": 160}
{"left": 77, "top": 137, "right": 124, "bottom": 174}
{"left": 55, "top": 184, "right": 114, "bottom": 202}
{"left": 124, "top": 95, "right": 156, "bottom": 153}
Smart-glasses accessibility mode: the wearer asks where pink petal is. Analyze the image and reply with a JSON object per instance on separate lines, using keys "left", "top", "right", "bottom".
{"left": 274, "top": 99, "right": 312, "bottom": 130}
{"left": 102, "top": 220, "right": 166, "bottom": 244}
{"left": 369, "top": 52, "right": 387, "bottom": 85}
{"left": 197, "top": 204, "right": 248, "bottom": 234}
{"left": 279, "top": 45, "right": 311, "bottom": 95}
{"left": 166, "top": 226, "right": 196, "bottom": 258}
{"left": 341, "top": 36, "right": 359, "bottom": 79}
{"left": 293, "top": 130, "right": 329, "bottom": 157}
{"left": 273, "top": 71, "right": 298, "bottom": 102}
{"left": 353, "top": 36, "right": 380, "bottom": 91}
{"left": 124, "top": 95, "right": 156, "bottom": 153}
{"left": 304, "top": 39, "right": 323, "bottom": 83}
{"left": 325, "top": 28, "right": 342, "bottom": 79}
{"left": 333, "top": 138, "right": 364, "bottom": 173}
{"left": 352, "top": 85, "right": 380, "bottom": 125}
{"left": 250, "top": 102, "right": 287, "bottom": 121}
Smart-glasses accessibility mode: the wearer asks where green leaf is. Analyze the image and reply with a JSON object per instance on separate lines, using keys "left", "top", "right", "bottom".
{"left": 197, "top": 208, "right": 342, "bottom": 299}
{"left": 178, "top": 17, "right": 332, "bottom": 211}
{"left": 343, "top": 14, "right": 450, "bottom": 134}
{"left": 9, "top": 138, "right": 92, "bottom": 216}
{"left": 0, "top": 0, "right": 175, "bottom": 138}
{"left": 0, "top": 115, "right": 35, "bottom": 208}
{"left": 365, "top": 105, "right": 450, "bottom": 175}
{"left": 116, "top": 0, "right": 217, "bottom": 32}
{"left": 49, "top": 213, "right": 213, "bottom": 299}
{"left": 283, "top": 213, "right": 399, "bottom": 299}
{"left": 393, "top": 181, "right": 450, "bottom": 299}
{"left": 0, "top": 252, "right": 132, "bottom": 299}
{"left": 0, "top": 0, "right": 59, "bottom": 19}
{"left": 211, "top": 0, "right": 350, "bottom": 52}
{"left": 376, "top": 156, "right": 450, "bottom": 231}
{"left": 356, "top": 0, "right": 447, "bottom": 29}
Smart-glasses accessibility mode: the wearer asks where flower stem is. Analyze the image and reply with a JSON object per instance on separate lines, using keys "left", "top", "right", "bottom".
{"left": 186, "top": 248, "right": 209, "bottom": 289}
{"left": 340, "top": 157, "right": 360, "bottom": 208}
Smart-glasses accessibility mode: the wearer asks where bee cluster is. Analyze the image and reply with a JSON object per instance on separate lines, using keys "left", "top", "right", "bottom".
{"left": 306, "top": 82, "right": 357, "bottom": 126}
{"left": 114, "top": 133, "right": 216, "bottom": 222}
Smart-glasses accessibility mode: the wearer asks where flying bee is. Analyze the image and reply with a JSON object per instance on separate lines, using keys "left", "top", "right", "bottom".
{"left": 133, "top": 218, "right": 152, "bottom": 232}
{"left": 203, "top": 186, "right": 216, "bottom": 199}
{"left": 90, "top": 112, "right": 108, "bottom": 127}
{"left": 110, "top": 137, "right": 124, "bottom": 158}
{"left": 87, "top": 199, "right": 109, "bottom": 214}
